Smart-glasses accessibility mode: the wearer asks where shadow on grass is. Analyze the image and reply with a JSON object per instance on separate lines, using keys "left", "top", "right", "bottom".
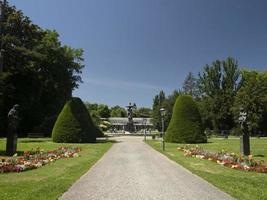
{"left": 254, "top": 154, "right": 265, "bottom": 158}
{"left": 20, "top": 139, "right": 50, "bottom": 143}
{"left": 0, "top": 150, "right": 25, "bottom": 157}
{"left": 96, "top": 139, "right": 118, "bottom": 144}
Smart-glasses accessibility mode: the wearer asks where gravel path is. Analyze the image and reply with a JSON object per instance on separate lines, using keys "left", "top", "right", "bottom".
{"left": 60, "top": 136, "right": 233, "bottom": 200}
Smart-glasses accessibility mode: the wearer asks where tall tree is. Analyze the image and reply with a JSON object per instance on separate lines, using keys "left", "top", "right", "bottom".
{"left": 152, "top": 90, "right": 181, "bottom": 131}
{"left": 182, "top": 72, "right": 199, "bottom": 98}
{"left": 152, "top": 90, "right": 165, "bottom": 131}
{"left": 198, "top": 57, "right": 241, "bottom": 131}
{"left": 0, "top": 3, "right": 84, "bottom": 136}
{"left": 233, "top": 70, "right": 267, "bottom": 135}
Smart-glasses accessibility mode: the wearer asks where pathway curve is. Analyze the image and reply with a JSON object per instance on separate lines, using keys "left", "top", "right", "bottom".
{"left": 60, "top": 136, "right": 233, "bottom": 200}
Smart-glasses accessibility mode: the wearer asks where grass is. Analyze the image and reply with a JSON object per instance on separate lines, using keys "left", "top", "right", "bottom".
{"left": 0, "top": 138, "right": 113, "bottom": 200}
{"left": 146, "top": 137, "right": 267, "bottom": 200}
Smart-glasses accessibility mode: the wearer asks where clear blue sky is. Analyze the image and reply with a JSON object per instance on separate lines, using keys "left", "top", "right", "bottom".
{"left": 9, "top": 0, "right": 267, "bottom": 108}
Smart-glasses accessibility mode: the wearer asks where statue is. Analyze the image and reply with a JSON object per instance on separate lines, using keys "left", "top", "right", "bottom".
{"left": 6, "top": 104, "right": 20, "bottom": 156}
{"left": 125, "top": 103, "right": 136, "bottom": 132}
{"left": 238, "top": 107, "right": 250, "bottom": 156}
{"left": 126, "top": 103, "right": 133, "bottom": 120}
{"left": 239, "top": 108, "right": 248, "bottom": 134}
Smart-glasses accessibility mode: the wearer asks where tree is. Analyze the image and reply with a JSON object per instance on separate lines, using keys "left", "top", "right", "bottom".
{"left": 0, "top": 2, "right": 44, "bottom": 135}
{"left": 84, "top": 103, "right": 101, "bottom": 126}
{"left": 165, "top": 95, "right": 206, "bottom": 143}
{"left": 182, "top": 72, "right": 199, "bottom": 98}
{"left": 52, "top": 97, "right": 99, "bottom": 143}
{"left": 152, "top": 90, "right": 181, "bottom": 131}
{"left": 97, "top": 104, "right": 110, "bottom": 118}
{"left": 152, "top": 90, "right": 166, "bottom": 131}
{"left": 0, "top": 3, "right": 84, "bottom": 136}
{"left": 233, "top": 70, "right": 267, "bottom": 135}
{"left": 135, "top": 107, "right": 152, "bottom": 118}
{"left": 162, "top": 90, "right": 180, "bottom": 129}
{"left": 198, "top": 57, "right": 241, "bottom": 132}
{"left": 110, "top": 106, "right": 127, "bottom": 117}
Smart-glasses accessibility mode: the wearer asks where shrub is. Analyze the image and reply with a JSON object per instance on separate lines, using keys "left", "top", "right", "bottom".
{"left": 165, "top": 95, "right": 207, "bottom": 143}
{"left": 52, "top": 97, "right": 101, "bottom": 143}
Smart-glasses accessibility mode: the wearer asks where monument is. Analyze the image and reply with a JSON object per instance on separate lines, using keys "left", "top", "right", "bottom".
{"left": 125, "top": 102, "right": 136, "bottom": 132}
{"left": 6, "top": 104, "right": 20, "bottom": 156}
{"left": 238, "top": 107, "right": 250, "bottom": 156}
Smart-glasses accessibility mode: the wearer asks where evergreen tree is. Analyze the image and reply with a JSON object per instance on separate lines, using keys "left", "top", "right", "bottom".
{"left": 165, "top": 95, "right": 206, "bottom": 143}
{"left": 52, "top": 97, "right": 98, "bottom": 143}
{"left": 152, "top": 90, "right": 165, "bottom": 131}
{"left": 152, "top": 90, "right": 181, "bottom": 131}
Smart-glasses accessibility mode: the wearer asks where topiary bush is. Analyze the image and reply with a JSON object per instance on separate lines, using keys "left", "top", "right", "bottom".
{"left": 165, "top": 95, "right": 207, "bottom": 143}
{"left": 52, "top": 97, "right": 101, "bottom": 143}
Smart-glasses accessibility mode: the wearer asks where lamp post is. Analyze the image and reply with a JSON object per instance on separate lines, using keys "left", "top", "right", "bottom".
{"left": 238, "top": 107, "right": 250, "bottom": 156}
{"left": 160, "top": 108, "right": 166, "bottom": 151}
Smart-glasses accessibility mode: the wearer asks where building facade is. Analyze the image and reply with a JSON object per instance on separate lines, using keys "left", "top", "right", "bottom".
{"left": 104, "top": 117, "right": 153, "bottom": 133}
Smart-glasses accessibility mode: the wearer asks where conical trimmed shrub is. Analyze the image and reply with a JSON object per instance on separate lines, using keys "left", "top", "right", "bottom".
{"left": 165, "top": 95, "right": 207, "bottom": 143}
{"left": 52, "top": 97, "right": 100, "bottom": 143}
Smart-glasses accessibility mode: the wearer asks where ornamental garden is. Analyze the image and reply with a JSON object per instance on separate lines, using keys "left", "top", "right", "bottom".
{"left": 0, "top": 1, "right": 267, "bottom": 200}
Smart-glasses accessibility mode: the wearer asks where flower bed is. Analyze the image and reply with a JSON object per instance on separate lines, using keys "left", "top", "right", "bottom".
{"left": 0, "top": 147, "right": 80, "bottom": 173}
{"left": 177, "top": 145, "right": 267, "bottom": 173}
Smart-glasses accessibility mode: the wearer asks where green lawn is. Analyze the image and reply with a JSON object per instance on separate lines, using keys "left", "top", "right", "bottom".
{"left": 146, "top": 137, "right": 267, "bottom": 200}
{"left": 0, "top": 138, "right": 113, "bottom": 200}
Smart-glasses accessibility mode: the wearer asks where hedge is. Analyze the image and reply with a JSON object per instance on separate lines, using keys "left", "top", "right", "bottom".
{"left": 165, "top": 95, "right": 207, "bottom": 143}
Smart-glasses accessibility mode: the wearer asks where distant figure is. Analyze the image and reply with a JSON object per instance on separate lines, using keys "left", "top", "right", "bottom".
{"left": 6, "top": 104, "right": 20, "bottom": 156}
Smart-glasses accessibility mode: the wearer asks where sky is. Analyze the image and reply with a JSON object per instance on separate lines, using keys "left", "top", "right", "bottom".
{"left": 9, "top": 0, "right": 267, "bottom": 108}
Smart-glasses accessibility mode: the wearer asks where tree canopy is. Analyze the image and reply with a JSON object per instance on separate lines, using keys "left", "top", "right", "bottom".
{"left": 198, "top": 57, "right": 241, "bottom": 131}
{"left": 153, "top": 57, "right": 267, "bottom": 136}
{"left": 152, "top": 90, "right": 181, "bottom": 131}
{"left": 233, "top": 70, "right": 267, "bottom": 134}
{"left": 0, "top": 2, "right": 84, "bottom": 136}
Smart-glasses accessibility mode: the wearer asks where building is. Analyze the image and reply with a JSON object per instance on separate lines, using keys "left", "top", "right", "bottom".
{"left": 104, "top": 117, "right": 153, "bottom": 133}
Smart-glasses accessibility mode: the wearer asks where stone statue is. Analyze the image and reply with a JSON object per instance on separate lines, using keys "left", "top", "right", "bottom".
{"left": 127, "top": 103, "right": 133, "bottom": 121}
{"left": 238, "top": 107, "right": 250, "bottom": 156}
{"left": 126, "top": 103, "right": 136, "bottom": 132}
{"left": 238, "top": 108, "right": 248, "bottom": 135}
{"left": 6, "top": 104, "right": 20, "bottom": 156}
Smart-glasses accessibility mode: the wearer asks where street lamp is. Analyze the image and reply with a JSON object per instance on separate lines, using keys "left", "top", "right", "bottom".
{"left": 160, "top": 108, "right": 166, "bottom": 151}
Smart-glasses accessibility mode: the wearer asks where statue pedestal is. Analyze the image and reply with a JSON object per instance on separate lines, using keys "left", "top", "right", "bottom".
{"left": 6, "top": 131, "right": 17, "bottom": 156}
{"left": 5, "top": 104, "right": 20, "bottom": 156}
{"left": 126, "top": 121, "right": 134, "bottom": 133}
{"left": 240, "top": 135, "right": 250, "bottom": 156}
